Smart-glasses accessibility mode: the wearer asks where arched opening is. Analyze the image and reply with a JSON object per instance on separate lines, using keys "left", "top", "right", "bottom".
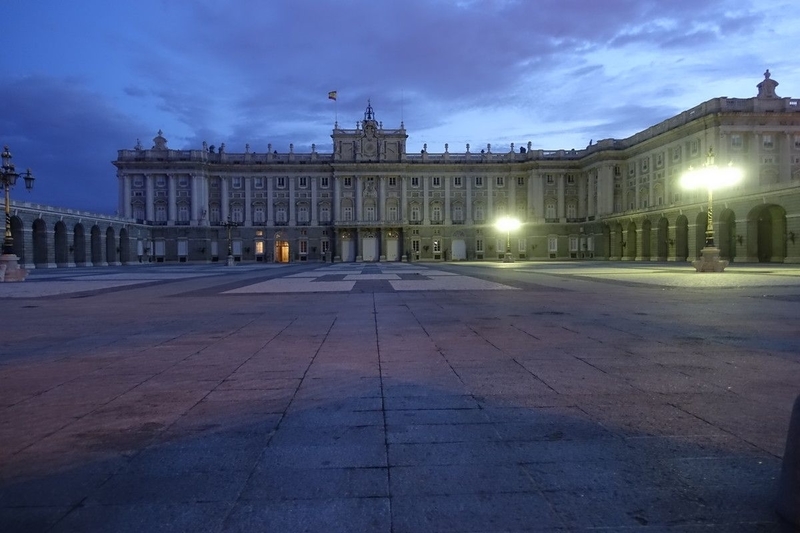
{"left": 601, "top": 225, "right": 611, "bottom": 259}
{"left": 90, "top": 225, "right": 103, "bottom": 265}
{"left": 747, "top": 204, "right": 787, "bottom": 263}
{"left": 693, "top": 211, "right": 707, "bottom": 260}
{"left": 675, "top": 215, "right": 689, "bottom": 262}
{"left": 73, "top": 224, "right": 86, "bottom": 266}
{"left": 119, "top": 228, "right": 130, "bottom": 264}
{"left": 105, "top": 227, "right": 116, "bottom": 264}
{"left": 54, "top": 221, "right": 69, "bottom": 266}
{"left": 625, "top": 221, "right": 637, "bottom": 260}
{"left": 656, "top": 217, "right": 669, "bottom": 260}
{"left": 641, "top": 219, "right": 652, "bottom": 260}
{"left": 32, "top": 219, "right": 48, "bottom": 267}
{"left": 719, "top": 209, "right": 737, "bottom": 262}
{"left": 10, "top": 215, "right": 24, "bottom": 260}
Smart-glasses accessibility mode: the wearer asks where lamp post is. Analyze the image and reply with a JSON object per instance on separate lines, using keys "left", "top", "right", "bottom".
{"left": 496, "top": 216, "right": 521, "bottom": 263}
{"left": 221, "top": 216, "right": 240, "bottom": 266}
{"left": 680, "top": 147, "right": 742, "bottom": 272}
{"left": 1, "top": 146, "right": 35, "bottom": 282}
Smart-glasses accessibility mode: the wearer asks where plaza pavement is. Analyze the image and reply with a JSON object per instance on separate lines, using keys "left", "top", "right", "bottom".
{"left": 0, "top": 261, "right": 799, "bottom": 532}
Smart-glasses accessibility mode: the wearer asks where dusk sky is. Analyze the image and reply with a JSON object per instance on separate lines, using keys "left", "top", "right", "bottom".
{"left": 3, "top": 0, "right": 798, "bottom": 214}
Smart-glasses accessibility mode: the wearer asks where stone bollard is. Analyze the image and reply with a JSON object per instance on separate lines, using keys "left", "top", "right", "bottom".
{"left": 777, "top": 394, "right": 800, "bottom": 526}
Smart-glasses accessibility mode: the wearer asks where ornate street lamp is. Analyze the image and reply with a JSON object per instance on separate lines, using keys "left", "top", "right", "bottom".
{"left": 495, "top": 216, "right": 521, "bottom": 263}
{"left": 221, "top": 215, "right": 240, "bottom": 266}
{"left": 680, "top": 147, "right": 743, "bottom": 272}
{"left": 1, "top": 146, "right": 35, "bottom": 282}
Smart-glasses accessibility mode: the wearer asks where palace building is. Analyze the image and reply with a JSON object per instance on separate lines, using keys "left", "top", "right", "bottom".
{"left": 5, "top": 70, "right": 800, "bottom": 269}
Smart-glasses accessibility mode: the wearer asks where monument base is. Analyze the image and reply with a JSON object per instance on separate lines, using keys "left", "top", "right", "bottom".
{"left": 0, "top": 253, "right": 28, "bottom": 282}
{"left": 691, "top": 246, "right": 728, "bottom": 272}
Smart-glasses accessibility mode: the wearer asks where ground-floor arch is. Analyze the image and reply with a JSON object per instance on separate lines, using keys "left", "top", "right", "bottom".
{"left": 747, "top": 204, "right": 787, "bottom": 263}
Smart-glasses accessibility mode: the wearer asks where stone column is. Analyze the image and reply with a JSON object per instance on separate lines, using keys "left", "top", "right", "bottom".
{"left": 401, "top": 177, "right": 408, "bottom": 223}
{"left": 334, "top": 175, "right": 341, "bottom": 223}
{"left": 244, "top": 177, "right": 252, "bottom": 226}
{"left": 289, "top": 178, "right": 296, "bottom": 226}
{"left": 423, "top": 176, "right": 430, "bottom": 224}
{"left": 168, "top": 174, "right": 177, "bottom": 224}
{"left": 577, "top": 174, "right": 587, "bottom": 219}
{"left": 587, "top": 171, "right": 596, "bottom": 218}
{"left": 487, "top": 175, "right": 493, "bottom": 220}
{"left": 444, "top": 176, "right": 451, "bottom": 224}
{"left": 221, "top": 177, "right": 230, "bottom": 221}
{"left": 266, "top": 177, "right": 274, "bottom": 225}
{"left": 122, "top": 175, "right": 132, "bottom": 219}
{"left": 466, "top": 175, "right": 472, "bottom": 223}
{"left": 508, "top": 174, "right": 515, "bottom": 219}
{"left": 783, "top": 132, "right": 793, "bottom": 182}
{"left": 596, "top": 164, "right": 615, "bottom": 216}
{"left": 379, "top": 177, "right": 386, "bottom": 222}
{"left": 191, "top": 174, "right": 202, "bottom": 224}
{"left": 311, "top": 177, "right": 318, "bottom": 226}
{"left": 557, "top": 174, "right": 565, "bottom": 220}
{"left": 355, "top": 176, "right": 362, "bottom": 222}
{"left": 145, "top": 175, "right": 155, "bottom": 221}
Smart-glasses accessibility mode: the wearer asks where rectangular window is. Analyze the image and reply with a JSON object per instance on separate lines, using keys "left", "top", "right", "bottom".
{"left": 155, "top": 205, "right": 167, "bottom": 222}
{"left": 133, "top": 177, "right": 143, "bottom": 187}
{"left": 320, "top": 205, "right": 330, "bottom": 221}
{"left": 321, "top": 240, "right": 330, "bottom": 254}
{"left": 299, "top": 177, "right": 308, "bottom": 188}
{"left": 566, "top": 175, "right": 575, "bottom": 184}
{"left": 343, "top": 206, "right": 353, "bottom": 221}
{"left": 548, "top": 236, "right": 558, "bottom": 253}
{"left": 545, "top": 204, "right": 556, "bottom": 219}
{"left": 275, "top": 206, "right": 286, "bottom": 223}
{"left": 299, "top": 240, "right": 308, "bottom": 254}
{"left": 569, "top": 236, "right": 579, "bottom": 252}
{"left": 412, "top": 239, "right": 420, "bottom": 252}
{"left": 454, "top": 177, "right": 462, "bottom": 187}
{"left": 475, "top": 176, "right": 483, "bottom": 187}
{"left": 231, "top": 205, "right": 244, "bottom": 223}
{"left": 253, "top": 206, "right": 265, "bottom": 223}
{"left": 321, "top": 177, "right": 329, "bottom": 188}
{"left": 156, "top": 176, "right": 167, "bottom": 187}
{"left": 433, "top": 240, "right": 441, "bottom": 253}
{"left": 496, "top": 176, "right": 504, "bottom": 187}
{"left": 476, "top": 239, "right": 484, "bottom": 253}
{"left": 763, "top": 134, "right": 774, "bottom": 149}
{"left": 474, "top": 205, "right": 484, "bottom": 221}
{"left": 298, "top": 205, "right": 309, "bottom": 223}
{"left": 546, "top": 175, "right": 555, "bottom": 184}
{"left": 517, "top": 239, "right": 526, "bottom": 253}
{"left": 365, "top": 205, "right": 376, "bottom": 221}
{"left": 178, "top": 177, "right": 189, "bottom": 187}
{"left": 388, "top": 177, "right": 397, "bottom": 186}
{"left": 255, "top": 177, "right": 264, "bottom": 188}
{"left": 232, "top": 177, "right": 241, "bottom": 188}
{"left": 388, "top": 205, "right": 398, "bottom": 221}
{"left": 517, "top": 176, "right": 524, "bottom": 186}
{"left": 411, "top": 177, "right": 420, "bottom": 187}
{"left": 432, "top": 177, "right": 441, "bottom": 187}
{"left": 255, "top": 241, "right": 265, "bottom": 255}
{"left": 344, "top": 177, "right": 352, "bottom": 187}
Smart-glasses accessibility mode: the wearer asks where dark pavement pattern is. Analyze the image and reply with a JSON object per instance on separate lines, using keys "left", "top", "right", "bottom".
{"left": 0, "top": 262, "right": 798, "bottom": 532}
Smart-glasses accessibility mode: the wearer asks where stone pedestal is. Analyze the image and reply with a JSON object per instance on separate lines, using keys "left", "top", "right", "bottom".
{"left": 503, "top": 252, "right": 514, "bottom": 263}
{"left": 691, "top": 246, "right": 728, "bottom": 272}
{"left": 226, "top": 254, "right": 235, "bottom": 267}
{"left": 0, "top": 253, "right": 28, "bottom": 282}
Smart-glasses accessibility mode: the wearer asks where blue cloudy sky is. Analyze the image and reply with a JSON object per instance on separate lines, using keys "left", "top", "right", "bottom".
{"left": 3, "top": 0, "right": 798, "bottom": 213}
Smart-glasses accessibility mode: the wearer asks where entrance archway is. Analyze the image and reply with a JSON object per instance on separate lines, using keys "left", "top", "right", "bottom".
{"left": 675, "top": 215, "right": 689, "bottom": 261}
{"left": 718, "top": 209, "right": 736, "bottom": 261}
{"left": 625, "top": 221, "right": 637, "bottom": 260}
{"left": 693, "top": 211, "right": 707, "bottom": 260}
{"left": 90, "top": 225, "right": 103, "bottom": 265}
{"left": 748, "top": 204, "right": 787, "bottom": 263}
{"left": 54, "top": 221, "right": 68, "bottom": 266}
{"left": 119, "top": 228, "right": 130, "bottom": 264}
{"left": 105, "top": 227, "right": 116, "bottom": 264}
{"left": 656, "top": 217, "right": 669, "bottom": 260}
{"left": 73, "top": 224, "right": 86, "bottom": 266}
{"left": 274, "top": 233, "right": 289, "bottom": 263}
{"left": 10, "top": 215, "right": 24, "bottom": 260}
{"left": 361, "top": 231, "right": 378, "bottom": 262}
{"left": 641, "top": 219, "right": 652, "bottom": 260}
{"left": 32, "top": 219, "right": 48, "bottom": 267}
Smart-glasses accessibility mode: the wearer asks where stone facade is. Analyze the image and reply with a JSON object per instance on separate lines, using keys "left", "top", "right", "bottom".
{"left": 4, "top": 71, "right": 800, "bottom": 268}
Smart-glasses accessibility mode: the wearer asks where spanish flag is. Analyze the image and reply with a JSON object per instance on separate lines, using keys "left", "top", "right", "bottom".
{"left": 328, "top": 91, "right": 337, "bottom": 101}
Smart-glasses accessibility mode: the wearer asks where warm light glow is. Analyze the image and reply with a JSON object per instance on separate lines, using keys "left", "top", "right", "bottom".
{"left": 681, "top": 162, "right": 743, "bottom": 190}
{"left": 495, "top": 216, "right": 521, "bottom": 232}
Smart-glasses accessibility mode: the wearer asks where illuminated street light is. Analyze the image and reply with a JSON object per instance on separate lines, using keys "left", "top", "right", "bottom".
{"left": 680, "top": 147, "right": 743, "bottom": 272}
{"left": 495, "top": 216, "right": 521, "bottom": 263}
{"left": 1, "top": 146, "right": 35, "bottom": 282}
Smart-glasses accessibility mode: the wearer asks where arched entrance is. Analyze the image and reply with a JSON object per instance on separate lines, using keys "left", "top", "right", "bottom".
{"left": 387, "top": 231, "right": 402, "bottom": 261}
{"left": 641, "top": 219, "right": 652, "bottom": 260}
{"left": 54, "top": 221, "right": 69, "bottom": 267}
{"left": 361, "top": 231, "right": 378, "bottom": 262}
{"left": 747, "top": 204, "right": 787, "bottom": 263}
{"left": 625, "top": 221, "right": 637, "bottom": 261}
{"left": 119, "top": 228, "right": 130, "bottom": 264}
{"left": 105, "top": 227, "right": 116, "bottom": 264}
{"left": 91, "top": 225, "right": 103, "bottom": 265}
{"left": 718, "top": 209, "right": 736, "bottom": 262}
{"left": 74, "top": 224, "right": 86, "bottom": 266}
{"left": 10, "top": 215, "right": 24, "bottom": 260}
{"left": 32, "top": 219, "right": 48, "bottom": 267}
{"left": 450, "top": 230, "right": 466, "bottom": 261}
{"left": 339, "top": 231, "right": 355, "bottom": 262}
{"left": 656, "top": 217, "right": 669, "bottom": 260}
{"left": 675, "top": 215, "right": 689, "bottom": 261}
{"left": 274, "top": 233, "right": 289, "bottom": 263}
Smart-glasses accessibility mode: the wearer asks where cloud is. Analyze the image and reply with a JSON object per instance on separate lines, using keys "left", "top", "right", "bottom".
{"left": 0, "top": 76, "right": 146, "bottom": 213}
